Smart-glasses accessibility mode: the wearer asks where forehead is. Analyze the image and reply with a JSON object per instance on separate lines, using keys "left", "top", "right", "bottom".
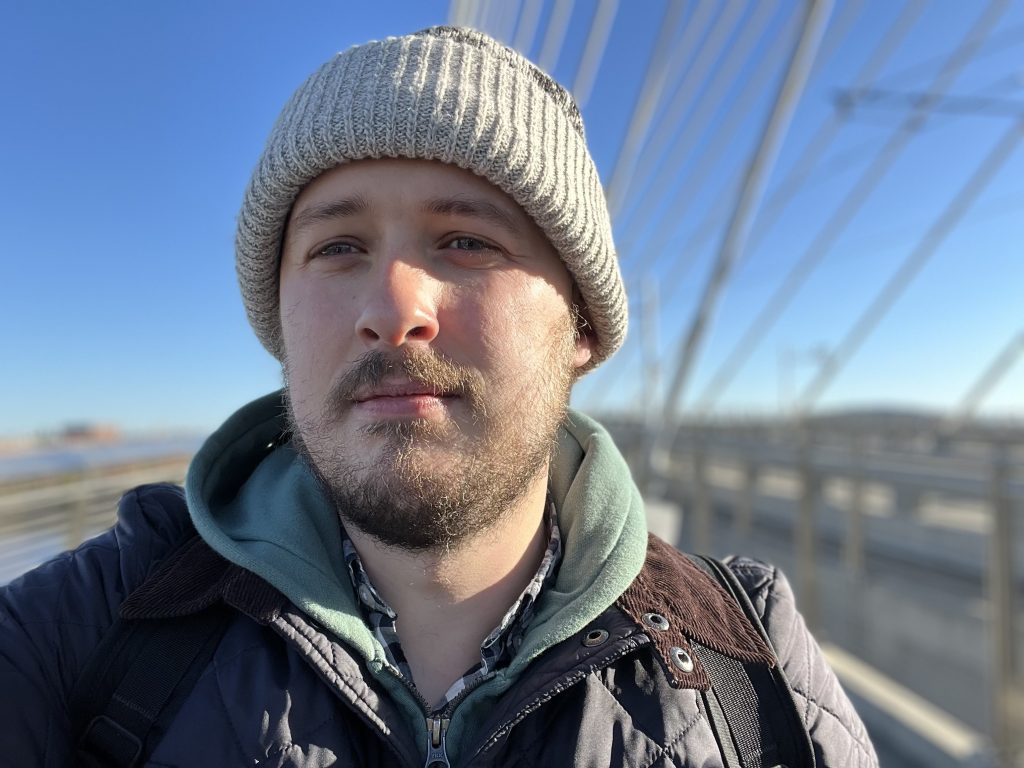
{"left": 289, "top": 158, "right": 534, "bottom": 229}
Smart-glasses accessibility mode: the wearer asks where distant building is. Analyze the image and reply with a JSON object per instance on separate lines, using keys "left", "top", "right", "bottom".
{"left": 58, "top": 423, "right": 122, "bottom": 443}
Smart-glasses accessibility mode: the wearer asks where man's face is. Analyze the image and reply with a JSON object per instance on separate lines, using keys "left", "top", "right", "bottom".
{"left": 280, "top": 158, "right": 593, "bottom": 550}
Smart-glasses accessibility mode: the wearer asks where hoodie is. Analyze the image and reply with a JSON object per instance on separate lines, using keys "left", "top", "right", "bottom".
{"left": 184, "top": 390, "right": 648, "bottom": 762}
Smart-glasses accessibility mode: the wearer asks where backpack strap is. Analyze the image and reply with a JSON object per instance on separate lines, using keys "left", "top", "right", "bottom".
{"left": 70, "top": 607, "right": 231, "bottom": 768}
{"left": 686, "top": 554, "right": 817, "bottom": 768}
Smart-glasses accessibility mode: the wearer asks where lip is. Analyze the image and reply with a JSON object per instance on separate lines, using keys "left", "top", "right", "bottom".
{"left": 351, "top": 380, "right": 457, "bottom": 419}
{"left": 352, "top": 380, "right": 453, "bottom": 403}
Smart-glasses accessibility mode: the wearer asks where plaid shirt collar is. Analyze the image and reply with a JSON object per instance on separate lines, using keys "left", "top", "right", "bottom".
{"left": 340, "top": 496, "right": 562, "bottom": 713}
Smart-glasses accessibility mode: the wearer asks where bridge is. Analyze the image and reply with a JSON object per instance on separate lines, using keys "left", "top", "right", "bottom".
{"left": 606, "top": 414, "right": 1024, "bottom": 767}
{"left": 1, "top": 423, "right": 1021, "bottom": 765}
{"left": 3, "top": 0, "right": 1022, "bottom": 764}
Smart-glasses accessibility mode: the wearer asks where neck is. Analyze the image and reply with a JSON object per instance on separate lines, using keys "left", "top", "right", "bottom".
{"left": 343, "top": 466, "right": 552, "bottom": 706}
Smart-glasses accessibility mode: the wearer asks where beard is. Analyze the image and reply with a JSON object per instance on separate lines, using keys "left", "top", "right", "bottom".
{"left": 284, "top": 313, "right": 579, "bottom": 552}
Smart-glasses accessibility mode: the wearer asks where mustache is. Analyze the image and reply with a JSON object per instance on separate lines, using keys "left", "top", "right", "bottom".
{"left": 327, "top": 349, "right": 484, "bottom": 415}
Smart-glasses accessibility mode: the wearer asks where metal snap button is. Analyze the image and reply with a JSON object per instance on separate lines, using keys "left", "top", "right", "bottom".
{"left": 582, "top": 629, "right": 609, "bottom": 647}
{"left": 669, "top": 646, "right": 694, "bottom": 673}
{"left": 642, "top": 612, "right": 670, "bottom": 631}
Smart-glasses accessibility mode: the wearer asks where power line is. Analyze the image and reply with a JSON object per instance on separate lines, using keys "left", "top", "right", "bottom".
{"left": 754, "top": 187, "right": 1024, "bottom": 277}
{"left": 878, "top": 21, "right": 1024, "bottom": 90}
{"left": 794, "top": 119, "right": 1023, "bottom": 411}
{"left": 692, "top": 0, "right": 1010, "bottom": 415}
{"left": 764, "top": 69, "right": 1024, "bottom": 204}
{"left": 834, "top": 88, "right": 1024, "bottom": 118}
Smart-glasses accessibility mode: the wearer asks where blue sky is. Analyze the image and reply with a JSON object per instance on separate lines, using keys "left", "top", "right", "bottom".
{"left": 2, "top": 1, "right": 1022, "bottom": 436}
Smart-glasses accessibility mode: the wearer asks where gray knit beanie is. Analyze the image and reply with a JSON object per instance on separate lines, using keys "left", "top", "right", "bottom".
{"left": 236, "top": 26, "right": 626, "bottom": 368}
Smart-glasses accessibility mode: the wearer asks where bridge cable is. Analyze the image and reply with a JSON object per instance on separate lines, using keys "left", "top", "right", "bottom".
{"left": 746, "top": 0, "right": 928, "bottom": 256}
{"left": 690, "top": 0, "right": 1010, "bottom": 416}
{"left": 794, "top": 119, "right": 1023, "bottom": 412}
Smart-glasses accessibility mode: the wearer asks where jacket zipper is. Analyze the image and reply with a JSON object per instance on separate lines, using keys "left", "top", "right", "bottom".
{"left": 423, "top": 715, "right": 451, "bottom": 768}
{"left": 422, "top": 633, "right": 649, "bottom": 766}
{"left": 384, "top": 668, "right": 455, "bottom": 768}
{"left": 420, "top": 661, "right": 501, "bottom": 768}
{"left": 402, "top": 632, "right": 646, "bottom": 767}
{"left": 469, "top": 634, "right": 649, "bottom": 760}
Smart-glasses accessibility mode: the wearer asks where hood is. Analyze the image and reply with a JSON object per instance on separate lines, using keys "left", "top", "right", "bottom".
{"left": 186, "top": 390, "right": 648, "bottom": 756}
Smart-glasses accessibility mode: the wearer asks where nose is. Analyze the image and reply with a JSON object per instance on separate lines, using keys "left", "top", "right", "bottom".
{"left": 355, "top": 258, "right": 440, "bottom": 349}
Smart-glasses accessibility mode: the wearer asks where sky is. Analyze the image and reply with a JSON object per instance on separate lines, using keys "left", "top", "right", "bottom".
{"left": 2, "top": 1, "right": 1022, "bottom": 437}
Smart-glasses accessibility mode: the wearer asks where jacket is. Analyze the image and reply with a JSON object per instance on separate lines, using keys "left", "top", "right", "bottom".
{"left": 0, "top": 394, "right": 878, "bottom": 767}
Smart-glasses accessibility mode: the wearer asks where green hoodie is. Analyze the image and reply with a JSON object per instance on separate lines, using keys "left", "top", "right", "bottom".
{"left": 186, "top": 391, "right": 648, "bottom": 764}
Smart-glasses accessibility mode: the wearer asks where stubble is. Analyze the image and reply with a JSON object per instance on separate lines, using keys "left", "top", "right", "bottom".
{"left": 285, "top": 313, "right": 579, "bottom": 551}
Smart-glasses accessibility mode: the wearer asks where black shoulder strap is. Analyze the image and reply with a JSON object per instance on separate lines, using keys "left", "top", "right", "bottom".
{"left": 70, "top": 608, "right": 231, "bottom": 768}
{"left": 685, "top": 554, "right": 816, "bottom": 768}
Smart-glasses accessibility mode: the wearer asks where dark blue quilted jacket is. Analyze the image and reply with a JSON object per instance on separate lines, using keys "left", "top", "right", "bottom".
{"left": 0, "top": 484, "right": 877, "bottom": 767}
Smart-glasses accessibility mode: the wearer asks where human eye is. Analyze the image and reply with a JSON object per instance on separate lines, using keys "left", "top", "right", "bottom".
{"left": 440, "top": 235, "right": 507, "bottom": 269}
{"left": 445, "top": 236, "right": 495, "bottom": 252}
{"left": 313, "top": 240, "right": 361, "bottom": 258}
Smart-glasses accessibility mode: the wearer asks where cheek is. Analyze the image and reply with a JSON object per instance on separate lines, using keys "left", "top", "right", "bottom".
{"left": 456, "top": 276, "right": 572, "bottom": 363}
{"left": 279, "top": 273, "right": 354, "bottom": 393}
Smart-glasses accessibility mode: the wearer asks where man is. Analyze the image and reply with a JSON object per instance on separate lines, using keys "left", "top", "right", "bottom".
{"left": 1, "top": 27, "right": 877, "bottom": 767}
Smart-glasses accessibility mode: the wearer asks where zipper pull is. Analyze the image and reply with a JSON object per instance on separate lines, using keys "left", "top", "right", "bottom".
{"left": 424, "top": 716, "right": 451, "bottom": 768}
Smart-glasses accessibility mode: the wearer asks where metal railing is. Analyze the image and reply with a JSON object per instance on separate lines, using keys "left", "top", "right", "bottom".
{"left": 0, "top": 456, "right": 192, "bottom": 585}
{"left": 608, "top": 416, "right": 1024, "bottom": 765}
{"left": 2, "top": 429, "right": 1021, "bottom": 763}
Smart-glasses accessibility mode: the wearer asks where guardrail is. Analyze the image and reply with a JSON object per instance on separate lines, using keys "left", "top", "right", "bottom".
{"left": 3, "top": 429, "right": 1021, "bottom": 763}
{"left": 0, "top": 455, "right": 192, "bottom": 585}
{"left": 606, "top": 418, "right": 1024, "bottom": 766}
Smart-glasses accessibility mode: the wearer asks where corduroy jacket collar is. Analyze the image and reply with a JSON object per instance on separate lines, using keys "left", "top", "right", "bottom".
{"left": 121, "top": 528, "right": 774, "bottom": 692}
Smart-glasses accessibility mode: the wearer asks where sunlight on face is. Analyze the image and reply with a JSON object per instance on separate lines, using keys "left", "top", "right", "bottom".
{"left": 279, "top": 159, "right": 593, "bottom": 550}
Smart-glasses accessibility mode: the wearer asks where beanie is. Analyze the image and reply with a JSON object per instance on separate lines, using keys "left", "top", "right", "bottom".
{"left": 236, "top": 26, "right": 626, "bottom": 368}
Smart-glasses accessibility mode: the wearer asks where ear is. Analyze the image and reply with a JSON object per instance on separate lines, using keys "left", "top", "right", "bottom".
{"left": 573, "top": 329, "right": 594, "bottom": 370}
{"left": 571, "top": 285, "right": 595, "bottom": 370}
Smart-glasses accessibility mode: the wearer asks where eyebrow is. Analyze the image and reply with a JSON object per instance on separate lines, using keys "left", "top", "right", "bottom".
{"left": 287, "top": 195, "right": 369, "bottom": 241}
{"left": 286, "top": 192, "right": 523, "bottom": 242}
{"left": 422, "top": 195, "right": 521, "bottom": 238}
